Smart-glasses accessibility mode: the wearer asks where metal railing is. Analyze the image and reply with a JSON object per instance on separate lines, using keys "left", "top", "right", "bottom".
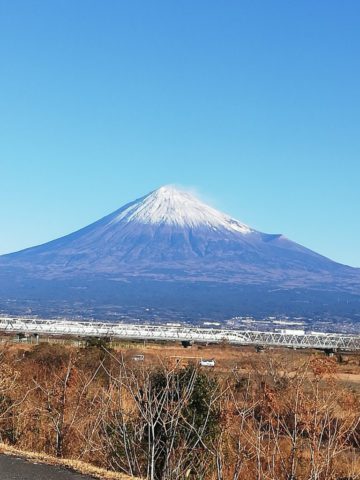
{"left": 0, "top": 316, "right": 359, "bottom": 350}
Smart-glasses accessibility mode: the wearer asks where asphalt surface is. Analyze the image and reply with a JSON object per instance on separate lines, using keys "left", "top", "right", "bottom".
{"left": 0, "top": 454, "right": 95, "bottom": 480}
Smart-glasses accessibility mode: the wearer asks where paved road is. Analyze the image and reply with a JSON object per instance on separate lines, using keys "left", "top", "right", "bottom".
{"left": 0, "top": 454, "right": 95, "bottom": 480}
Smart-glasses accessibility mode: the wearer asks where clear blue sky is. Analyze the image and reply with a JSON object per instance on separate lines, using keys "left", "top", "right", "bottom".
{"left": 1, "top": 1, "right": 359, "bottom": 266}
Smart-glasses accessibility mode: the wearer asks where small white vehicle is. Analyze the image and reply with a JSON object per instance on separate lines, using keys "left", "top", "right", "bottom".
{"left": 200, "top": 358, "right": 215, "bottom": 367}
{"left": 132, "top": 354, "right": 145, "bottom": 361}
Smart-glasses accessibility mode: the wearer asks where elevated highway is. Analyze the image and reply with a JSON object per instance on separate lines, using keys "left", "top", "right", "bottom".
{"left": 1, "top": 316, "right": 360, "bottom": 351}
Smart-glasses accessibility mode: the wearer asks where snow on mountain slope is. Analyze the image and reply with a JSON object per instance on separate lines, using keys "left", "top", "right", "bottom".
{"left": 0, "top": 185, "right": 358, "bottom": 291}
{"left": 111, "top": 185, "right": 252, "bottom": 233}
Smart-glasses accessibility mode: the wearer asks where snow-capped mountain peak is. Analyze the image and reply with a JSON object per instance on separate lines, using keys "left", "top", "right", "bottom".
{"left": 111, "top": 185, "right": 252, "bottom": 233}
{"left": 1, "top": 184, "right": 359, "bottom": 324}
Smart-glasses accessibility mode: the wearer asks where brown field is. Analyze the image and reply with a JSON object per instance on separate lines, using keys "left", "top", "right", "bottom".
{"left": 113, "top": 339, "right": 360, "bottom": 385}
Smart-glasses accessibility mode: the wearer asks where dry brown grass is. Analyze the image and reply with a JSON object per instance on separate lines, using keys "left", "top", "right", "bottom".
{"left": 116, "top": 340, "right": 360, "bottom": 374}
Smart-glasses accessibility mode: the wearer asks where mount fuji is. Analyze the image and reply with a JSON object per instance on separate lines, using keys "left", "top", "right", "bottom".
{"left": 0, "top": 185, "right": 359, "bottom": 323}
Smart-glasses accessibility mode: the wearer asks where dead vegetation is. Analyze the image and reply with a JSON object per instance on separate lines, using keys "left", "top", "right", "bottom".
{"left": 1, "top": 341, "right": 360, "bottom": 479}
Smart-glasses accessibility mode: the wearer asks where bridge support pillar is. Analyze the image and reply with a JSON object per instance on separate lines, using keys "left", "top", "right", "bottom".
{"left": 15, "top": 332, "right": 26, "bottom": 343}
{"left": 324, "top": 348, "right": 335, "bottom": 356}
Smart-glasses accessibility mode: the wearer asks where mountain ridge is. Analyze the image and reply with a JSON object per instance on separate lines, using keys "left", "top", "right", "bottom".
{"left": 0, "top": 185, "right": 359, "bottom": 322}
{"left": 1, "top": 185, "right": 358, "bottom": 279}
